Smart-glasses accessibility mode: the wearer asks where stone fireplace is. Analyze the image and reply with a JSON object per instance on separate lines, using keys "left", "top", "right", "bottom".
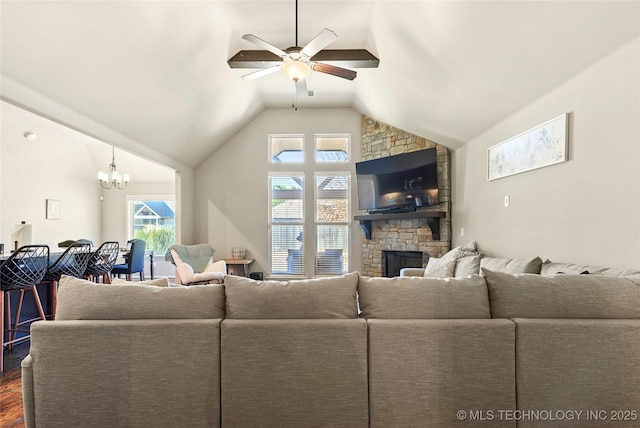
{"left": 359, "top": 115, "right": 451, "bottom": 277}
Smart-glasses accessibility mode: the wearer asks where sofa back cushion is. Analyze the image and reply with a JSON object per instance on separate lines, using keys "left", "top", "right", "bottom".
{"left": 358, "top": 275, "right": 491, "bottom": 319}
{"left": 480, "top": 256, "right": 542, "bottom": 274}
{"left": 483, "top": 269, "right": 640, "bottom": 318}
{"left": 540, "top": 261, "right": 640, "bottom": 277}
{"left": 111, "top": 277, "right": 171, "bottom": 287}
{"left": 56, "top": 275, "right": 225, "bottom": 320}
{"left": 224, "top": 273, "right": 359, "bottom": 319}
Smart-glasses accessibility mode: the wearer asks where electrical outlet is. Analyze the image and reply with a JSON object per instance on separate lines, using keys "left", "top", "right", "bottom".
{"left": 504, "top": 195, "right": 510, "bottom": 207}
{"left": 460, "top": 227, "right": 465, "bottom": 237}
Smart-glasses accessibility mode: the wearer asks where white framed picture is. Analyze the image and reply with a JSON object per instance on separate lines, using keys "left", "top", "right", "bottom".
{"left": 46, "top": 199, "right": 61, "bottom": 220}
{"left": 487, "top": 114, "right": 569, "bottom": 181}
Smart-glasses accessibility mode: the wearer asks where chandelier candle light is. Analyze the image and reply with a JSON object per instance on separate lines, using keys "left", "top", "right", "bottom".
{"left": 98, "top": 146, "right": 130, "bottom": 190}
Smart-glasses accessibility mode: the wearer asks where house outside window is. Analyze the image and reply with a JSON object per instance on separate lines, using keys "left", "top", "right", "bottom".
{"left": 127, "top": 198, "right": 176, "bottom": 254}
{"left": 268, "top": 134, "right": 351, "bottom": 277}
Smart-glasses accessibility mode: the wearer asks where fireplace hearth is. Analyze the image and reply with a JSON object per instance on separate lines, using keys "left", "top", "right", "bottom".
{"left": 382, "top": 250, "right": 427, "bottom": 277}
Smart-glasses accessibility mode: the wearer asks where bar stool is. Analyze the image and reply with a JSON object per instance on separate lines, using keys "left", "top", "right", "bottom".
{"left": 1, "top": 245, "right": 49, "bottom": 372}
{"left": 83, "top": 241, "right": 119, "bottom": 283}
{"left": 41, "top": 243, "right": 91, "bottom": 319}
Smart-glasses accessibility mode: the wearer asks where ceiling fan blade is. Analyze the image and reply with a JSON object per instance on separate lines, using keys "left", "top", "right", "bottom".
{"left": 310, "top": 49, "right": 379, "bottom": 68}
{"left": 241, "top": 65, "right": 282, "bottom": 81}
{"left": 311, "top": 62, "right": 357, "bottom": 80}
{"left": 242, "top": 34, "right": 287, "bottom": 58}
{"left": 301, "top": 28, "right": 338, "bottom": 58}
{"left": 228, "top": 49, "right": 379, "bottom": 69}
{"left": 228, "top": 50, "right": 282, "bottom": 69}
{"left": 295, "top": 78, "right": 309, "bottom": 97}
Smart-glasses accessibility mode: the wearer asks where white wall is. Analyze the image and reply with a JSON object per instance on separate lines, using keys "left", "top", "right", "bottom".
{"left": 1, "top": 102, "right": 179, "bottom": 280}
{"left": 452, "top": 36, "right": 640, "bottom": 268}
{"left": 176, "top": 169, "right": 195, "bottom": 245}
{"left": 195, "top": 108, "right": 362, "bottom": 276}
{"left": 1, "top": 105, "right": 102, "bottom": 249}
{"left": 1, "top": 78, "right": 195, "bottom": 252}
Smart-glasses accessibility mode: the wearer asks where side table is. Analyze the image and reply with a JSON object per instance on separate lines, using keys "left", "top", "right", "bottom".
{"left": 222, "top": 259, "right": 254, "bottom": 277}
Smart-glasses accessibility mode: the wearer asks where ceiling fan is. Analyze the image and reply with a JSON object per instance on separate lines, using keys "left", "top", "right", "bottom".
{"left": 227, "top": 0, "right": 379, "bottom": 106}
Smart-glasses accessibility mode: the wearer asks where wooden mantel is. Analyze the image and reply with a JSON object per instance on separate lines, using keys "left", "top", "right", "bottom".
{"left": 354, "top": 210, "right": 447, "bottom": 240}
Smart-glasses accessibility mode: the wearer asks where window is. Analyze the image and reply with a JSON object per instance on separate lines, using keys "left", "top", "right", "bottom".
{"left": 316, "top": 135, "right": 349, "bottom": 162}
{"left": 270, "top": 135, "right": 304, "bottom": 163}
{"left": 269, "top": 174, "right": 304, "bottom": 274}
{"left": 127, "top": 198, "right": 176, "bottom": 254}
{"left": 315, "top": 174, "right": 349, "bottom": 274}
{"left": 268, "top": 134, "right": 351, "bottom": 277}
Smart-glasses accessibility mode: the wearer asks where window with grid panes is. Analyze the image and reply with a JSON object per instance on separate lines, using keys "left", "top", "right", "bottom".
{"left": 268, "top": 134, "right": 350, "bottom": 277}
{"left": 315, "top": 174, "right": 349, "bottom": 274}
{"left": 127, "top": 197, "right": 175, "bottom": 254}
{"left": 269, "top": 174, "right": 304, "bottom": 275}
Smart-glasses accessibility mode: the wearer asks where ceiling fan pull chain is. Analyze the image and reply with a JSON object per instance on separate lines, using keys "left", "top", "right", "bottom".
{"left": 293, "top": 80, "right": 298, "bottom": 111}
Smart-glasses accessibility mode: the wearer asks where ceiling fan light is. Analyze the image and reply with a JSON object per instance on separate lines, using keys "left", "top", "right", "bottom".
{"left": 283, "top": 60, "right": 310, "bottom": 81}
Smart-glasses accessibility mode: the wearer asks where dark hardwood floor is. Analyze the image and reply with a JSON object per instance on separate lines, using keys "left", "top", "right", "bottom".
{"left": 0, "top": 343, "right": 29, "bottom": 428}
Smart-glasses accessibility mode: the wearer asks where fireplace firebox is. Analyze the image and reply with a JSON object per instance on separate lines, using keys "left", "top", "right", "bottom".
{"left": 381, "top": 250, "right": 427, "bottom": 277}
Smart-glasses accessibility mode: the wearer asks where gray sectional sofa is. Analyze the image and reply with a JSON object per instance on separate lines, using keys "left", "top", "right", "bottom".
{"left": 22, "top": 267, "right": 640, "bottom": 428}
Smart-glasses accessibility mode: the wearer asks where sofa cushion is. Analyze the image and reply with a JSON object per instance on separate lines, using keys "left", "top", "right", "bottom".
{"left": 224, "top": 273, "right": 359, "bottom": 319}
{"left": 454, "top": 255, "right": 482, "bottom": 277}
{"left": 514, "top": 318, "right": 640, "bottom": 420}
{"left": 111, "top": 277, "right": 171, "bottom": 287}
{"left": 368, "top": 319, "right": 515, "bottom": 427}
{"left": 221, "top": 319, "right": 368, "bottom": 427}
{"left": 540, "top": 260, "right": 640, "bottom": 277}
{"left": 483, "top": 269, "right": 640, "bottom": 318}
{"left": 358, "top": 275, "right": 491, "bottom": 319}
{"left": 27, "top": 319, "right": 222, "bottom": 427}
{"left": 423, "top": 257, "right": 456, "bottom": 278}
{"left": 56, "top": 275, "right": 225, "bottom": 320}
{"left": 480, "top": 256, "right": 542, "bottom": 274}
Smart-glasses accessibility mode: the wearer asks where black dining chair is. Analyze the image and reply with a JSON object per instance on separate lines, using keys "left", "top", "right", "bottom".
{"left": 83, "top": 241, "right": 119, "bottom": 284}
{"left": 112, "top": 239, "right": 146, "bottom": 281}
{"left": 42, "top": 243, "right": 92, "bottom": 319}
{"left": 0, "top": 245, "right": 49, "bottom": 372}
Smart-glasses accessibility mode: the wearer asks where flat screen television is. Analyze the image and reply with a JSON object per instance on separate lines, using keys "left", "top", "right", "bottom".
{"left": 355, "top": 148, "right": 439, "bottom": 213}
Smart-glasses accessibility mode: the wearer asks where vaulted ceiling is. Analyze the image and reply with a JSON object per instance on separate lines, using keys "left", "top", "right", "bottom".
{"left": 2, "top": 1, "right": 639, "bottom": 169}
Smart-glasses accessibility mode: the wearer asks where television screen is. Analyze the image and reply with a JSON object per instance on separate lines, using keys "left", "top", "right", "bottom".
{"left": 355, "top": 148, "right": 439, "bottom": 212}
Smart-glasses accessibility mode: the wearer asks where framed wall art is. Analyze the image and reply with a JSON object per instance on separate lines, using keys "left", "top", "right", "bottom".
{"left": 487, "top": 114, "right": 568, "bottom": 181}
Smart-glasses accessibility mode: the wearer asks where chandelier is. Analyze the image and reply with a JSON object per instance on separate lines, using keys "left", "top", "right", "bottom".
{"left": 98, "top": 146, "right": 129, "bottom": 190}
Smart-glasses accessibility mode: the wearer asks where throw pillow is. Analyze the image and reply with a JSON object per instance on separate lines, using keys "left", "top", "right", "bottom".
{"left": 440, "top": 241, "right": 478, "bottom": 261}
{"left": 224, "top": 273, "right": 359, "bottom": 319}
{"left": 454, "top": 255, "right": 482, "bottom": 277}
{"left": 423, "top": 257, "right": 456, "bottom": 278}
{"left": 112, "top": 277, "right": 171, "bottom": 287}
